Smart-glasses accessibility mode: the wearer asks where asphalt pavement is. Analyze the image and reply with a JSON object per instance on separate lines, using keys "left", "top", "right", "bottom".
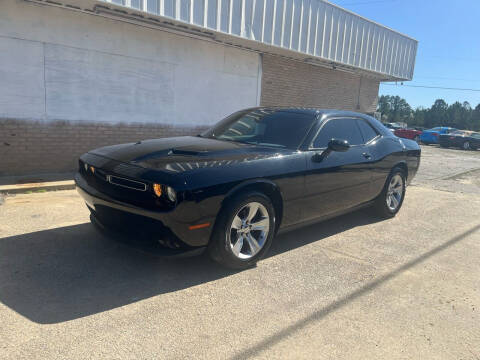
{"left": 1, "top": 145, "right": 479, "bottom": 359}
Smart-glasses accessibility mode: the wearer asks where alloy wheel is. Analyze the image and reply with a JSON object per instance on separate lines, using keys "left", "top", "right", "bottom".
{"left": 386, "top": 174, "right": 404, "bottom": 211}
{"left": 463, "top": 141, "right": 470, "bottom": 150}
{"left": 228, "top": 202, "right": 270, "bottom": 259}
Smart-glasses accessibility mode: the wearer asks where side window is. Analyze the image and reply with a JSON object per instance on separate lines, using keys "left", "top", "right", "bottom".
{"left": 312, "top": 118, "right": 364, "bottom": 148}
{"left": 356, "top": 119, "right": 379, "bottom": 143}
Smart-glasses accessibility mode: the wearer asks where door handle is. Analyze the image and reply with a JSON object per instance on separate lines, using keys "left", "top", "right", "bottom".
{"left": 362, "top": 152, "right": 372, "bottom": 159}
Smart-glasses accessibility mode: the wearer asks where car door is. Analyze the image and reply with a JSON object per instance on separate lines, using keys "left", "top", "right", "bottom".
{"left": 302, "top": 117, "right": 375, "bottom": 221}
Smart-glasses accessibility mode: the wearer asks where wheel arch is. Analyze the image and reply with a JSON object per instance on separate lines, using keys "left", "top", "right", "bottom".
{"left": 221, "top": 179, "right": 284, "bottom": 232}
{"left": 393, "top": 161, "right": 408, "bottom": 180}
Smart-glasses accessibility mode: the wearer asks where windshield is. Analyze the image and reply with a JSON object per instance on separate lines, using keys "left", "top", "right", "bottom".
{"left": 201, "top": 109, "right": 316, "bottom": 149}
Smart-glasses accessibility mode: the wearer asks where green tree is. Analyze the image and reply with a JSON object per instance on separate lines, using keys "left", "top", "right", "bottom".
{"left": 471, "top": 104, "right": 480, "bottom": 131}
{"left": 447, "top": 101, "right": 465, "bottom": 128}
{"left": 377, "top": 95, "right": 412, "bottom": 124}
{"left": 378, "top": 97, "right": 479, "bottom": 130}
{"left": 412, "top": 107, "right": 427, "bottom": 127}
{"left": 426, "top": 99, "right": 448, "bottom": 127}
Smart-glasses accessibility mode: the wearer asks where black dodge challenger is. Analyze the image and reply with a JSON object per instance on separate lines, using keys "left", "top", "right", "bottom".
{"left": 76, "top": 108, "right": 421, "bottom": 269}
{"left": 439, "top": 130, "right": 480, "bottom": 150}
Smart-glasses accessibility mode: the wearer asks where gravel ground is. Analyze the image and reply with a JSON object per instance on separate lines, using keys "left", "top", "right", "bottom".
{"left": 0, "top": 145, "right": 479, "bottom": 359}
{"left": 412, "top": 145, "right": 480, "bottom": 194}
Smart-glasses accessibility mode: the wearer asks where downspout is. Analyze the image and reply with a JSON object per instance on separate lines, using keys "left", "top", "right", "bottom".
{"left": 356, "top": 76, "right": 363, "bottom": 110}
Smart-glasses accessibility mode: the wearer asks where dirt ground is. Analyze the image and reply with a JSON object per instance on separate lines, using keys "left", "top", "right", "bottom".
{"left": 0, "top": 145, "right": 479, "bottom": 359}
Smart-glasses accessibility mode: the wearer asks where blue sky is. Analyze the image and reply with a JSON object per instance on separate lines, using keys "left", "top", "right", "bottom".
{"left": 331, "top": 0, "right": 480, "bottom": 109}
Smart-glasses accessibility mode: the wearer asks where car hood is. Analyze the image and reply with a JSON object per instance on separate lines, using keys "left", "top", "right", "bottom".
{"left": 90, "top": 136, "right": 285, "bottom": 173}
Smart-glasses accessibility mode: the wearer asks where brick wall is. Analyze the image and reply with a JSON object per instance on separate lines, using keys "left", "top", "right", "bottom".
{"left": 0, "top": 119, "right": 208, "bottom": 176}
{"left": 260, "top": 54, "right": 380, "bottom": 114}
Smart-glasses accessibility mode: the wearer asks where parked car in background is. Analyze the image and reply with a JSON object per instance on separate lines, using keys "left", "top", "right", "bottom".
{"left": 419, "top": 127, "right": 457, "bottom": 144}
{"left": 439, "top": 130, "right": 480, "bottom": 150}
{"left": 384, "top": 122, "right": 403, "bottom": 132}
{"left": 75, "top": 108, "right": 421, "bottom": 269}
{"left": 394, "top": 128, "right": 423, "bottom": 142}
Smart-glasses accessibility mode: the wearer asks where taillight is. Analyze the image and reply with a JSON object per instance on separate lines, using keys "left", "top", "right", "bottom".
{"left": 450, "top": 136, "right": 455, "bottom": 140}
{"left": 432, "top": 132, "right": 439, "bottom": 137}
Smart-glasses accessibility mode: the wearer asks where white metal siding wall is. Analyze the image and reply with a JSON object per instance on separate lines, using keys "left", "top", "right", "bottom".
{"left": 0, "top": 0, "right": 261, "bottom": 125}
{"left": 103, "top": 0, "right": 417, "bottom": 80}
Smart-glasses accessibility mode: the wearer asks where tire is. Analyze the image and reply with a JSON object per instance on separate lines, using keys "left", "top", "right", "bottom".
{"left": 463, "top": 141, "right": 471, "bottom": 150}
{"left": 373, "top": 167, "right": 407, "bottom": 218}
{"left": 208, "top": 191, "right": 276, "bottom": 269}
{"left": 440, "top": 143, "right": 449, "bottom": 148}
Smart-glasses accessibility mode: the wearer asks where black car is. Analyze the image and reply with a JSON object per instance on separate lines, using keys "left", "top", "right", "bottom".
{"left": 439, "top": 130, "right": 480, "bottom": 150}
{"left": 76, "top": 108, "right": 421, "bottom": 269}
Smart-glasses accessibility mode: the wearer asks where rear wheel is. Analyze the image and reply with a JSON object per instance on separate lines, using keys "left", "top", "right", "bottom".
{"left": 414, "top": 135, "right": 420, "bottom": 142}
{"left": 208, "top": 191, "right": 275, "bottom": 269}
{"left": 373, "top": 167, "right": 406, "bottom": 218}
{"left": 463, "top": 141, "right": 471, "bottom": 150}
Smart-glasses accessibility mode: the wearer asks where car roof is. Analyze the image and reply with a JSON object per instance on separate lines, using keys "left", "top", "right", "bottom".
{"left": 245, "top": 107, "right": 372, "bottom": 119}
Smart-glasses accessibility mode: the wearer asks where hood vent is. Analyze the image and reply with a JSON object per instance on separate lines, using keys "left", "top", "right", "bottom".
{"left": 168, "top": 148, "right": 203, "bottom": 156}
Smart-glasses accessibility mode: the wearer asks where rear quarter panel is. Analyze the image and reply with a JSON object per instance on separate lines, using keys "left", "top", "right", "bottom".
{"left": 370, "top": 137, "right": 420, "bottom": 198}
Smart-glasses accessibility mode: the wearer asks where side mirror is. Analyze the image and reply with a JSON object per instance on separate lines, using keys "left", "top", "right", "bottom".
{"left": 328, "top": 138, "right": 350, "bottom": 152}
{"left": 311, "top": 138, "right": 350, "bottom": 163}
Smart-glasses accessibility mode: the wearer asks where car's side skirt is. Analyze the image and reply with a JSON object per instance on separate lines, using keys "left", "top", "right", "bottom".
{"left": 276, "top": 200, "right": 375, "bottom": 236}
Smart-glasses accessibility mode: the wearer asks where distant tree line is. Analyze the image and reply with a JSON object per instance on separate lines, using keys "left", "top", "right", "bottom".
{"left": 377, "top": 95, "right": 480, "bottom": 131}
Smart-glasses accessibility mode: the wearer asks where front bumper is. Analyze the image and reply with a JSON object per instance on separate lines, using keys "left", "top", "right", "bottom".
{"left": 75, "top": 173, "right": 213, "bottom": 250}
{"left": 89, "top": 212, "right": 205, "bottom": 258}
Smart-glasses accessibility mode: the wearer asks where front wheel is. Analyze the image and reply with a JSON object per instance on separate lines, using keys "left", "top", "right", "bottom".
{"left": 463, "top": 141, "right": 471, "bottom": 150}
{"left": 208, "top": 191, "right": 276, "bottom": 269}
{"left": 373, "top": 167, "right": 406, "bottom": 218}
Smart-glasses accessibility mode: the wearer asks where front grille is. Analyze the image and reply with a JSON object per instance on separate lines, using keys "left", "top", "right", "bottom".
{"left": 108, "top": 175, "right": 147, "bottom": 191}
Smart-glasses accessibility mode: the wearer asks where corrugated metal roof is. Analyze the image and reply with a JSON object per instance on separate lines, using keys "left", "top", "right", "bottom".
{"left": 28, "top": 0, "right": 418, "bottom": 80}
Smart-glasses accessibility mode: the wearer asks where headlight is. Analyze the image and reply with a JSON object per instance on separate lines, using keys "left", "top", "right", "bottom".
{"left": 152, "top": 184, "right": 176, "bottom": 202}
{"left": 166, "top": 186, "right": 176, "bottom": 202}
{"left": 153, "top": 183, "right": 163, "bottom": 197}
{"left": 84, "top": 163, "right": 88, "bottom": 172}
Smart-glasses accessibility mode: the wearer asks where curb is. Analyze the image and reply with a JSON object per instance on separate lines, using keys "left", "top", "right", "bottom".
{"left": 0, "top": 180, "right": 76, "bottom": 195}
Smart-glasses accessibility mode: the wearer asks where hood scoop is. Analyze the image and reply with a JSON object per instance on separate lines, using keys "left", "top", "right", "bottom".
{"left": 168, "top": 148, "right": 203, "bottom": 156}
{"left": 130, "top": 147, "right": 204, "bottom": 164}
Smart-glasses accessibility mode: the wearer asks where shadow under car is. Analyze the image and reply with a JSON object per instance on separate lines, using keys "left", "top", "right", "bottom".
{"left": 0, "top": 209, "right": 379, "bottom": 324}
